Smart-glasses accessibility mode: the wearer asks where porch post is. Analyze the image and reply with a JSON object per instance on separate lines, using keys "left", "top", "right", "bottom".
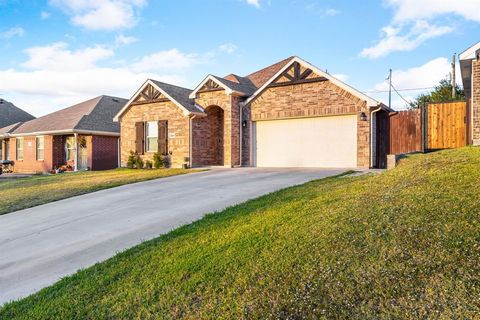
{"left": 74, "top": 132, "right": 78, "bottom": 171}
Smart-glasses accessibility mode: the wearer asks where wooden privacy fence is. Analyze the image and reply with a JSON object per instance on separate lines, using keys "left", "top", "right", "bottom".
{"left": 389, "top": 110, "right": 421, "bottom": 154}
{"left": 427, "top": 102, "right": 467, "bottom": 149}
{"left": 389, "top": 101, "right": 467, "bottom": 155}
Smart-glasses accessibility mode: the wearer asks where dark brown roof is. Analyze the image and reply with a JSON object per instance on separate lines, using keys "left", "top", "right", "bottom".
{"left": 244, "top": 56, "right": 295, "bottom": 88}
{"left": 12, "top": 95, "right": 127, "bottom": 135}
{"left": 0, "top": 99, "right": 35, "bottom": 129}
{"left": 149, "top": 80, "right": 200, "bottom": 113}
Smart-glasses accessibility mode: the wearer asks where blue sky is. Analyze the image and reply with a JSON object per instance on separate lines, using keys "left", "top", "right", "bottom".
{"left": 1, "top": 0, "right": 479, "bottom": 116}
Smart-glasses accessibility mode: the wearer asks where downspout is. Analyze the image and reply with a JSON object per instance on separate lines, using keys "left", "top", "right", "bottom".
{"left": 370, "top": 107, "right": 382, "bottom": 168}
{"left": 74, "top": 132, "right": 78, "bottom": 171}
{"left": 189, "top": 114, "right": 197, "bottom": 168}
{"left": 239, "top": 101, "right": 243, "bottom": 167}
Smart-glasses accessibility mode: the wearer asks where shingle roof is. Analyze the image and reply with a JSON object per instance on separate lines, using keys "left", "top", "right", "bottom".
{"left": 212, "top": 75, "right": 257, "bottom": 96}
{"left": 0, "top": 99, "right": 35, "bottom": 129}
{"left": 150, "top": 80, "right": 200, "bottom": 113}
{"left": 12, "top": 95, "right": 127, "bottom": 135}
{"left": 244, "top": 56, "right": 295, "bottom": 88}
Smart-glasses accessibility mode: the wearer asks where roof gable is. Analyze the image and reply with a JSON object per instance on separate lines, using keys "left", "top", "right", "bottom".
{"left": 246, "top": 56, "right": 295, "bottom": 88}
{"left": 114, "top": 79, "right": 203, "bottom": 121}
{"left": 245, "top": 56, "right": 380, "bottom": 107}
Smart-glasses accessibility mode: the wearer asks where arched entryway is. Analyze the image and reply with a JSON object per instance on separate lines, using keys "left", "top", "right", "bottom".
{"left": 203, "top": 105, "right": 224, "bottom": 165}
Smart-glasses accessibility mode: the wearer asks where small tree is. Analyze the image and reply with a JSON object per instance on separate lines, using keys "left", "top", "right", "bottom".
{"left": 410, "top": 79, "right": 465, "bottom": 109}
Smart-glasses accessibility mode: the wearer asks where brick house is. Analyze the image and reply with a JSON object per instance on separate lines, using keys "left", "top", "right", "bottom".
{"left": 460, "top": 42, "right": 480, "bottom": 145}
{"left": 0, "top": 96, "right": 127, "bottom": 173}
{"left": 115, "top": 56, "right": 391, "bottom": 169}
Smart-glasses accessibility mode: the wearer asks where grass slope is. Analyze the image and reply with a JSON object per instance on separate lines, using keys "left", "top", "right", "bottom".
{"left": 0, "top": 168, "right": 196, "bottom": 215}
{"left": 1, "top": 148, "right": 479, "bottom": 319}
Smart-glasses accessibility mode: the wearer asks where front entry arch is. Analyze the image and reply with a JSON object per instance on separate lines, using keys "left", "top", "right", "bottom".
{"left": 193, "top": 105, "right": 224, "bottom": 166}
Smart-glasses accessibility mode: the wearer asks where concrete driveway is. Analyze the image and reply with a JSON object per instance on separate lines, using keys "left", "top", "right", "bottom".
{"left": 0, "top": 167, "right": 346, "bottom": 305}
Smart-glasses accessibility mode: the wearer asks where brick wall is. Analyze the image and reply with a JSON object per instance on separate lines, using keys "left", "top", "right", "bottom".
{"left": 249, "top": 81, "right": 371, "bottom": 168}
{"left": 241, "top": 104, "right": 251, "bottom": 166}
{"left": 9, "top": 136, "right": 54, "bottom": 173}
{"left": 195, "top": 90, "right": 241, "bottom": 167}
{"left": 91, "top": 135, "right": 119, "bottom": 170}
{"left": 192, "top": 106, "right": 224, "bottom": 166}
{"left": 472, "top": 59, "right": 480, "bottom": 145}
{"left": 120, "top": 101, "right": 190, "bottom": 168}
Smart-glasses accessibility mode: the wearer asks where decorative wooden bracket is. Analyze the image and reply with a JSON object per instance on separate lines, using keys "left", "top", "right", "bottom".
{"left": 198, "top": 79, "right": 223, "bottom": 93}
{"left": 132, "top": 84, "right": 170, "bottom": 105}
{"left": 268, "top": 62, "right": 328, "bottom": 88}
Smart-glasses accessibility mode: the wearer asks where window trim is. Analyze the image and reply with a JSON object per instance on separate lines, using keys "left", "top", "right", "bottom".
{"left": 145, "top": 121, "right": 159, "bottom": 153}
{"left": 36, "top": 136, "right": 45, "bottom": 161}
{"left": 16, "top": 137, "right": 24, "bottom": 161}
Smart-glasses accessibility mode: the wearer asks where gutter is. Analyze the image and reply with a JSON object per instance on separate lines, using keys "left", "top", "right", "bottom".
{"left": 8, "top": 129, "right": 120, "bottom": 137}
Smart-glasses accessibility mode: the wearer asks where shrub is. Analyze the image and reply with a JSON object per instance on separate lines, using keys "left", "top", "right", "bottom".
{"left": 135, "top": 157, "right": 144, "bottom": 169}
{"left": 145, "top": 160, "right": 153, "bottom": 169}
{"left": 127, "top": 151, "right": 136, "bottom": 169}
{"left": 153, "top": 152, "right": 166, "bottom": 169}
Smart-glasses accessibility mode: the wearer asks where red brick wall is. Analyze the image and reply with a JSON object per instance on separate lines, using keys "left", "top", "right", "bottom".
{"left": 91, "top": 135, "right": 118, "bottom": 170}
{"left": 192, "top": 106, "right": 224, "bottom": 166}
{"left": 9, "top": 136, "right": 54, "bottom": 173}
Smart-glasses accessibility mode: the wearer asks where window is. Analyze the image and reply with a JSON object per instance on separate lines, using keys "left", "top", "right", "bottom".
{"left": 66, "top": 136, "right": 75, "bottom": 161}
{"left": 36, "top": 136, "right": 45, "bottom": 161}
{"left": 146, "top": 121, "right": 158, "bottom": 152}
{"left": 16, "top": 137, "right": 24, "bottom": 161}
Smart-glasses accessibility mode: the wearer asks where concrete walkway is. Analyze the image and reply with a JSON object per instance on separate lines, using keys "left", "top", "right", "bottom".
{"left": 0, "top": 168, "right": 347, "bottom": 305}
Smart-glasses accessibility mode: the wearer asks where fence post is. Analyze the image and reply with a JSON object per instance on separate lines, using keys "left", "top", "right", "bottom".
{"left": 421, "top": 102, "right": 428, "bottom": 153}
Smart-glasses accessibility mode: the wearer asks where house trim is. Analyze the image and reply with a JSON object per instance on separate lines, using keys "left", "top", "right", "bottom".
{"left": 189, "top": 75, "right": 245, "bottom": 99}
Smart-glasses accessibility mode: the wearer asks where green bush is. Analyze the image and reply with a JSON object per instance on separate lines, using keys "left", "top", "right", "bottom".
{"left": 144, "top": 160, "right": 153, "bottom": 169}
{"left": 153, "top": 152, "right": 166, "bottom": 169}
{"left": 127, "top": 151, "right": 136, "bottom": 169}
{"left": 135, "top": 156, "right": 144, "bottom": 169}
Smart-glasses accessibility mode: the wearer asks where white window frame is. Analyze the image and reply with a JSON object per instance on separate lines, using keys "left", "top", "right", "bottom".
{"left": 36, "top": 136, "right": 45, "bottom": 161}
{"left": 16, "top": 137, "right": 24, "bottom": 161}
{"left": 146, "top": 121, "right": 158, "bottom": 153}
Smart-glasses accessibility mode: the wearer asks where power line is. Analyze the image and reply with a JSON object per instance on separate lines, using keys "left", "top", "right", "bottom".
{"left": 391, "top": 83, "right": 413, "bottom": 107}
{"left": 362, "top": 86, "right": 436, "bottom": 94}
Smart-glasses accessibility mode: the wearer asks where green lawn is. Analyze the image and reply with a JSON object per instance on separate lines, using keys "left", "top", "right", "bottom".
{"left": 0, "top": 168, "right": 197, "bottom": 215}
{"left": 1, "top": 148, "right": 479, "bottom": 319}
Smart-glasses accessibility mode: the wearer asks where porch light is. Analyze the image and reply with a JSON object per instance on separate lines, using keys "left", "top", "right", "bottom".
{"left": 360, "top": 112, "right": 368, "bottom": 121}
{"left": 242, "top": 120, "right": 247, "bottom": 128}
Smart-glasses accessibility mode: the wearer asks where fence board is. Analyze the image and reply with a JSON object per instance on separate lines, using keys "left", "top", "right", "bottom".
{"left": 427, "top": 102, "right": 467, "bottom": 149}
{"left": 389, "top": 110, "right": 421, "bottom": 154}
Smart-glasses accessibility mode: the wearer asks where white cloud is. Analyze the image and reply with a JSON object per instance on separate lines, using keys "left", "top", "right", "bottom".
{"left": 49, "top": 0, "right": 146, "bottom": 30}
{"left": 1, "top": 27, "right": 25, "bottom": 39}
{"left": 245, "top": 0, "right": 260, "bottom": 8}
{"left": 385, "top": 0, "right": 480, "bottom": 23}
{"left": 361, "top": 0, "right": 480, "bottom": 59}
{"left": 132, "top": 49, "right": 199, "bottom": 72}
{"left": 0, "top": 43, "right": 211, "bottom": 116}
{"left": 305, "top": 3, "right": 340, "bottom": 18}
{"left": 40, "top": 11, "right": 51, "bottom": 19}
{"left": 22, "top": 42, "right": 114, "bottom": 71}
{"left": 219, "top": 43, "right": 237, "bottom": 54}
{"left": 114, "top": 34, "right": 138, "bottom": 46}
{"left": 325, "top": 8, "right": 339, "bottom": 17}
{"left": 361, "top": 20, "right": 452, "bottom": 59}
{"left": 370, "top": 57, "right": 460, "bottom": 109}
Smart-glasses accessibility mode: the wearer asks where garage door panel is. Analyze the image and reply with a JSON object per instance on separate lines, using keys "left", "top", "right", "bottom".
{"left": 255, "top": 115, "right": 357, "bottom": 168}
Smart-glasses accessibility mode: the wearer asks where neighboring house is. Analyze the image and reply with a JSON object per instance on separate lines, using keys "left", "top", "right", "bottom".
{"left": 115, "top": 56, "right": 391, "bottom": 169}
{"left": 460, "top": 42, "right": 480, "bottom": 145}
{"left": 0, "top": 96, "right": 127, "bottom": 173}
{"left": 0, "top": 99, "right": 35, "bottom": 128}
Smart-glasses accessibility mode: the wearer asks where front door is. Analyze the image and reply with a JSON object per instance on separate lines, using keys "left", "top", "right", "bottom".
{"left": 78, "top": 137, "right": 88, "bottom": 170}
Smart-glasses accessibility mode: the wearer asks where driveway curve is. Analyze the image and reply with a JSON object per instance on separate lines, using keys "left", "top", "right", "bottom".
{"left": 0, "top": 168, "right": 346, "bottom": 305}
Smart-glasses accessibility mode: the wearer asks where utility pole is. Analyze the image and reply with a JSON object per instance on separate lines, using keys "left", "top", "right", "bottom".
{"left": 388, "top": 69, "right": 392, "bottom": 110}
{"left": 451, "top": 53, "right": 456, "bottom": 99}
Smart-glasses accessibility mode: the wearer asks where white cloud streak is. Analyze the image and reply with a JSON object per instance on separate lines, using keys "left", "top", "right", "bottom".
{"left": 49, "top": 0, "right": 146, "bottom": 30}
{"left": 1, "top": 27, "right": 25, "bottom": 39}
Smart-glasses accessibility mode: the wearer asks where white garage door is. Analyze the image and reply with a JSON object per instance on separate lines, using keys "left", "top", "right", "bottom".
{"left": 255, "top": 115, "right": 357, "bottom": 168}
